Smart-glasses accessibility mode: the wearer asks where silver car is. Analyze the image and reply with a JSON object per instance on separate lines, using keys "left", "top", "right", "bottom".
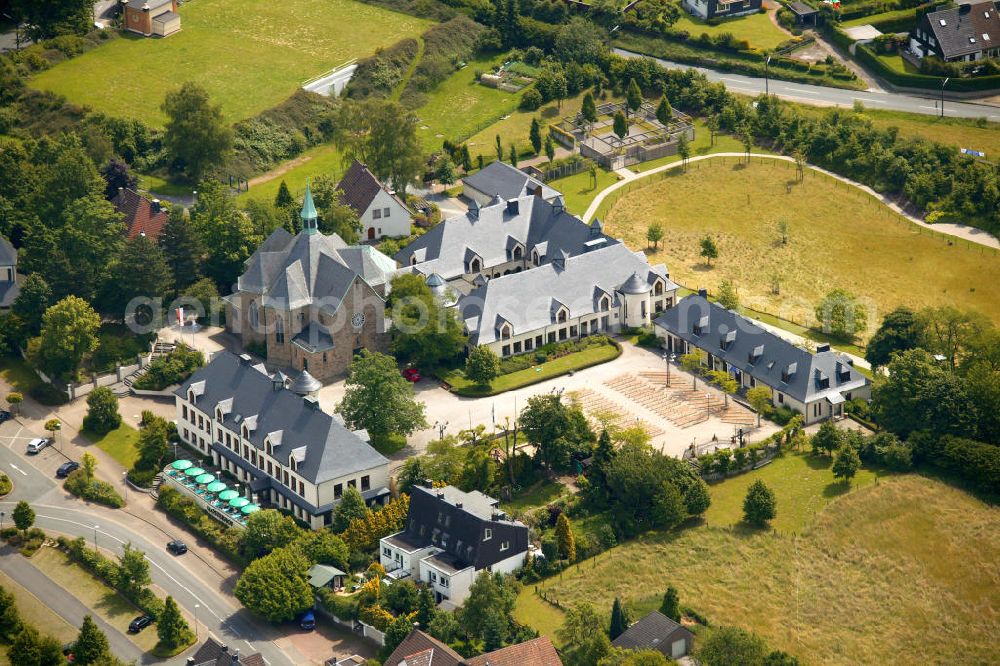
{"left": 26, "top": 438, "right": 52, "bottom": 454}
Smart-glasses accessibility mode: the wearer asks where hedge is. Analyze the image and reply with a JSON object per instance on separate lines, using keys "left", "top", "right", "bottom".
{"left": 157, "top": 486, "right": 245, "bottom": 565}
{"left": 910, "top": 432, "right": 1000, "bottom": 494}
{"left": 58, "top": 535, "right": 164, "bottom": 619}
{"left": 855, "top": 44, "right": 1000, "bottom": 92}
{"left": 64, "top": 470, "right": 125, "bottom": 508}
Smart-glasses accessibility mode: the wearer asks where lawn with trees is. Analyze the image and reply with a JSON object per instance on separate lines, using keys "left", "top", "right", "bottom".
{"left": 30, "top": 0, "right": 433, "bottom": 125}
{"left": 602, "top": 159, "right": 1000, "bottom": 333}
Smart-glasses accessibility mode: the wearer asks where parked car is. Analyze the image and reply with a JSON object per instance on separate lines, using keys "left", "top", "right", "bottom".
{"left": 0, "top": 410, "right": 11, "bottom": 423}
{"left": 128, "top": 615, "right": 153, "bottom": 633}
{"left": 26, "top": 438, "right": 52, "bottom": 455}
{"left": 299, "top": 610, "right": 316, "bottom": 631}
{"left": 166, "top": 540, "right": 188, "bottom": 555}
{"left": 402, "top": 368, "right": 421, "bottom": 382}
{"left": 56, "top": 461, "right": 80, "bottom": 478}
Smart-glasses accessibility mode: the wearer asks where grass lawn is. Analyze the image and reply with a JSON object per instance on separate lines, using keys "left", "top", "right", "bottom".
{"left": 671, "top": 11, "right": 790, "bottom": 50}
{"left": 602, "top": 159, "right": 1000, "bottom": 332}
{"left": 83, "top": 424, "right": 140, "bottom": 470}
{"left": 137, "top": 173, "right": 196, "bottom": 198}
{"left": 0, "top": 570, "right": 77, "bottom": 644}
{"left": 30, "top": 547, "right": 159, "bottom": 653}
{"left": 0, "top": 357, "right": 45, "bottom": 396}
{"left": 546, "top": 168, "right": 622, "bottom": 217}
{"left": 31, "top": 0, "right": 432, "bottom": 126}
{"left": 414, "top": 57, "right": 522, "bottom": 153}
{"left": 876, "top": 52, "right": 921, "bottom": 74}
{"left": 441, "top": 342, "right": 621, "bottom": 397}
{"left": 503, "top": 480, "right": 567, "bottom": 513}
{"left": 517, "top": 471, "right": 1000, "bottom": 664}
{"left": 237, "top": 142, "right": 345, "bottom": 205}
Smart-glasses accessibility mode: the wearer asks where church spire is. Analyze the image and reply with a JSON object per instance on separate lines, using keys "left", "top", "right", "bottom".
{"left": 300, "top": 181, "right": 318, "bottom": 235}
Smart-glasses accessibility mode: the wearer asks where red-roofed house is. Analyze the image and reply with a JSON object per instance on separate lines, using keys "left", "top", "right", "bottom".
{"left": 335, "top": 160, "right": 412, "bottom": 241}
{"left": 113, "top": 187, "right": 170, "bottom": 242}
{"left": 383, "top": 630, "right": 562, "bottom": 666}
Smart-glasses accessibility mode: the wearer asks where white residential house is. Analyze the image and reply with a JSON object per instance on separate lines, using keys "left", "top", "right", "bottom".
{"left": 336, "top": 160, "right": 412, "bottom": 240}
{"left": 380, "top": 486, "right": 529, "bottom": 606}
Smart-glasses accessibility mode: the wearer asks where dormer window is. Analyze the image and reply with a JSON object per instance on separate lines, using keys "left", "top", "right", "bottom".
{"left": 483, "top": 528, "right": 492, "bottom": 541}
{"left": 653, "top": 280, "right": 664, "bottom": 296}
{"left": 599, "top": 296, "right": 610, "bottom": 311}
{"left": 693, "top": 315, "right": 709, "bottom": 336}
{"left": 781, "top": 362, "right": 797, "bottom": 383}
{"left": 557, "top": 309, "right": 567, "bottom": 323}
{"left": 720, "top": 329, "right": 736, "bottom": 350}
{"left": 499, "top": 323, "right": 512, "bottom": 340}
{"left": 815, "top": 369, "right": 830, "bottom": 389}
{"left": 469, "top": 258, "right": 481, "bottom": 273}
{"left": 748, "top": 344, "right": 763, "bottom": 364}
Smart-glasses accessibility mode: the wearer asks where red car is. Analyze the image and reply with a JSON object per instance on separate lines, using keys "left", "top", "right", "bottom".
{"left": 402, "top": 368, "right": 421, "bottom": 382}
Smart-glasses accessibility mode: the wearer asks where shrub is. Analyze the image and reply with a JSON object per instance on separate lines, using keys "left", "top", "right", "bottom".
{"left": 0, "top": 473, "right": 11, "bottom": 496}
{"left": 520, "top": 87, "right": 543, "bottom": 111}
{"left": 133, "top": 345, "right": 204, "bottom": 391}
{"left": 156, "top": 487, "right": 245, "bottom": 564}
{"left": 64, "top": 470, "right": 125, "bottom": 508}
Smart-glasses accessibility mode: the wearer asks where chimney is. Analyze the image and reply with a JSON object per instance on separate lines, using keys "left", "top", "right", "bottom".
{"left": 816, "top": 343, "right": 831, "bottom": 353}
{"left": 186, "top": 659, "right": 195, "bottom": 666}
{"left": 151, "top": 198, "right": 161, "bottom": 214}
{"left": 505, "top": 199, "right": 519, "bottom": 216}
{"left": 238, "top": 353, "right": 252, "bottom": 365}
{"left": 117, "top": 186, "right": 124, "bottom": 199}
{"left": 231, "top": 649, "right": 239, "bottom": 662}
{"left": 437, "top": 490, "right": 445, "bottom": 499}
{"left": 698, "top": 288, "right": 708, "bottom": 298}
{"left": 455, "top": 502, "right": 463, "bottom": 509}
{"left": 220, "top": 644, "right": 228, "bottom": 654}
{"left": 303, "top": 395, "right": 320, "bottom": 410}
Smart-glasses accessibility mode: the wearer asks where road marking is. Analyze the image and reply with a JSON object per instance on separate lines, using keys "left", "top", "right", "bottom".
{"left": 9, "top": 463, "right": 26, "bottom": 476}
{"left": 919, "top": 105, "right": 937, "bottom": 110}
{"left": 785, "top": 89, "right": 821, "bottom": 96}
{"left": 854, "top": 97, "right": 887, "bottom": 105}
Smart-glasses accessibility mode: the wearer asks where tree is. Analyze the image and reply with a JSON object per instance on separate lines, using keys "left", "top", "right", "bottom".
{"left": 274, "top": 180, "right": 295, "bottom": 209}
{"left": 465, "top": 346, "right": 501, "bottom": 386}
{"left": 428, "top": 609, "right": 460, "bottom": 643}
{"left": 12, "top": 501, "right": 33, "bottom": 534}
{"left": 190, "top": 180, "right": 261, "bottom": 289}
{"left": 558, "top": 603, "right": 612, "bottom": 666}
{"left": 332, "top": 485, "right": 370, "bottom": 533}
{"left": 384, "top": 579, "right": 420, "bottom": 616}
{"left": 162, "top": 82, "right": 232, "bottom": 181}
{"left": 832, "top": 444, "right": 861, "bottom": 483}
{"left": 582, "top": 92, "right": 598, "bottom": 124}
{"left": 677, "top": 132, "right": 690, "bottom": 171}
{"left": 30, "top": 296, "right": 100, "bottom": 380}
{"left": 234, "top": 546, "right": 314, "bottom": 623}
{"left": 435, "top": 156, "right": 456, "bottom": 185}
{"left": 298, "top": 530, "right": 350, "bottom": 570}
{"left": 159, "top": 207, "right": 204, "bottom": 295}
{"left": 811, "top": 420, "right": 842, "bottom": 456}
{"left": 609, "top": 598, "right": 630, "bottom": 640}
{"left": 100, "top": 158, "right": 137, "bottom": 201}
{"left": 706, "top": 114, "right": 720, "bottom": 147}
{"left": 626, "top": 79, "right": 643, "bottom": 118}
{"left": 457, "top": 572, "right": 518, "bottom": 645}
{"left": 743, "top": 480, "right": 776, "bottom": 527}
{"left": 12, "top": 274, "right": 51, "bottom": 338}
{"left": 81, "top": 452, "right": 97, "bottom": 481}
{"left": 916, "top": 305, "right": 990, "bottom": 370}
{"left": 656, "top": 95, "right": 672, "bottom": 126}
{"left": 156, "top": 596, "right": 193, "bottom": 651}
{"left": 653, "top": 481, "right": 687, "bottom": 529}
{"left": 460, "top": 144, "right": 472, "bottom": 171}
{"left": 82, "top": 387, "right": 120, "bottom": 435}
{"left": 241, "top": 509, "right": 302, "bottom": 558}
{"left": 45, "top": 420, "right": 61, "bottom": 450}
{"left": 382, "top": 615, "right": 413, "bottom": 659}
{"left": 660, "top": 586, "right": 680, "bottom": 622}
{"left": 872, "top": 349, "right": 977, "bottom": 439}
{"left": 8, "top": 625, "right": 63, "bottom": 666}
{"left": 183, "top": 278, "right": 220, "bottom": 324}
{"left": 554, "top": 17, "right": 608, "bottom": 65}
{"left": 613, "top": 111, "right": 628, "bottom": 141}
{"left": 698, "top": 626, "right": 769, "bottom": 666}
{"left": 865, "top": 307, "right": 920, "bottom": 369}
{"left": 793, "top": 149, "right": 806, "bottom": 183}
{"left": 495, "top": 134, "right": 503, "bottom": 162}
{"left": 529, "top": 118, "right": 542, "bottom": 155}
{"left": 519, "top": 394, "right": 593, "bottom": 471}
{"left": 389, "top": 274, "right": 468, "bottom": 371}
{"left": 416, "top": 585, "right": 436, "bottom": 629}
{"left": 646, "top": 222, "right": 663, "bottom": 250}
{"left": 103, "top": 234, "right": 171, "bottom": 318}
{"left": 116, "top": 543, "right": 151, "bottom": 599}
{"left": 746, "top": 386, "right": 772, "bottom": 426}
{"left": 716, "top": 279, "right": 739, "bottom": 310}
{"left": 5, "top": 392, "right": 22, "bottom": 416}
{"left": 333, "top": 99, "right": 423, "bottom": 194}
{"left": 545, "top": 134, "right": 556, "bottom": 163}
{"left": 683, "top": 478, "right": 711, "bottom": 516}
{"left": 776, "top": 219, "right": 789, "bottom": 245}
{"left": 309, "top": 176, "right": 362, "bottom": 242}
{"left": 815, "top": 289, "right": 867, "bottom": 340}
{"left": 74, "top": 615, "right": 111, "bottom": 665}
{"left": 741, "top": 125, "right": 753, "bottom": 164}
{"left": 13, "top": 0, "right": 91, "bottom": 40}
{"left": 135, "top": 416, "right": 169, "bottom": 471}
{"left": 680, "top": 351, "right": 704, "bottom": 389}
{"left": 555, "top": 513, "right": 576, "bottom": 562}
{"left": 700, "top": 236, "right": 718, "bottom": 267}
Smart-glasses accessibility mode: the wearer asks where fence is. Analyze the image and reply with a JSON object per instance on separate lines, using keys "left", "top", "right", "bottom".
{"left": 20, "top": 350, "right": 151, "bottom": 402}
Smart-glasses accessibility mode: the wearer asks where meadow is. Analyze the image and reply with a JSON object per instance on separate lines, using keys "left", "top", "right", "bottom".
{"left": 515, "top": 457, "right": 1000, "bottom": 664}
{"left": 30, "top": 0, "right": 432, "bottom": 125}
{"left": 601, "top": 159, "right": 1000, "bottom": 331}
{"left": 671, "top": 10, "right": 790, "bottom": 51}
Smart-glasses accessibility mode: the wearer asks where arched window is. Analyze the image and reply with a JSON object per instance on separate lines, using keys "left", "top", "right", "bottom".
{"left": 249, "top": 301, "right": 259, "bottom": 329}
{"left": 275, "top": 317, "right": 285, "bottom": 344}
{"left": 513, "top": 246, "right": 522, "bottom": 260}
{"left": 600, "top": 296, "right": 610, "bottom": 311}
{"left": 532, "top": 250, "right": 539, "bottom": 265}
{"left": 557, "top": 309, "right": 567, "bottom": 323}
{"left": 470, "top": 258, "right": 481, "bottom": 273}
{"left": 500, "top": 324, "right": 512, "bottom": 340}
{"left": 654, "top": 280, "right": 663, "bottom": 296}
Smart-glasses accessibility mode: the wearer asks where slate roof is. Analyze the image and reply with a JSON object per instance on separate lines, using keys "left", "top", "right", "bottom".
{"left": 394, "top": 486, "right": 529, "bottom": 572}
{"left": 0, "top": 237, "right": 16, "bottom": 266}
{"left": 189, "top": 637, "right": 265, "bottom": 666}
{"left": 464, "top": 637, "right": 562, "bottom": 666}
{"left": 383, "top": 630, "right": 463, "bottom": 666}
{"left": 176, "top": 352, "right": 388, "bottom": 485}
{"left": 459, "top": 243, "right": 675, "bottom": 345}
{"left": 237, "top": 227, "right": 396, "bottom": 311}
{"left": 922, "top": 2, "right": 1000, "bottom": 60}
{"left": 654, "top": 295, "right": 869, "bottom": 404}
{"left": 307, "top": 563, "right": 346, "bottom": 588}
{"left": 787, "top": 1, "right": 818, "bottom": 16}
{"left": 336, "top": 160, "right": 410, "bottom": 217}
{"left": 112, "top": 188, "right": 169, "bottom": 242}
{"left": 611, "top": 611, "right": 693, "bottom": 655}
{"left": 462, "top": 161, "right": 559, "bottom": 202}
{"left": 396, "top": 194, "right": 618, "bottom": 280}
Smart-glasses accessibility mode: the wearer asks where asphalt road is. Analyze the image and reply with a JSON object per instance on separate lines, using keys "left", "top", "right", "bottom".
{"left": 0, "top": 421, "right": 294, "bottom": 666}
{"left": 613, "top": 48, "right": 1000, "bottom": 121}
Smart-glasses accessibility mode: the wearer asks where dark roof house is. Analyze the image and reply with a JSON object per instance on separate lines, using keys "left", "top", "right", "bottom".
{"left": 0, "top": 236, "right": 20, "bottom": 308}
{"left": 912, "top": 1, "right": 1000, "bottom": 62}
{"left": 462, "top": 161, "right": 559, "bottom": 205}
{"left": 112, "top": 187, "right": 170, "bottom": 242}
{"left": 188, "top": 637, "right": 265, "bottom": 666}
{"left": 611, "top": 611, "right": 694, "bottom": 659}
{"left": 335, "top": 160, "right": 410, "bottom": 218}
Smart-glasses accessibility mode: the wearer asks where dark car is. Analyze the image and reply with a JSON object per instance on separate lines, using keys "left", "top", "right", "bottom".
{"left": 299, "top": 610, "right": 316, "bottom": 631}
{"left": 128, "top": 615, "right": 153, "bottom": 633}
{"left": 166, "top": 540, "right": 188, "bottom": 555}
{"left": 56, "top": 461, "right": 80, "bottom": 478}
{"left": 0, "top": 410, "right": 11, "bottom": 423}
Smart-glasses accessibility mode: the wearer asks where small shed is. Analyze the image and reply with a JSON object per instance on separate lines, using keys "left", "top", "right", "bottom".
{"left": 788, "top": 1, "right": 820, "bottom": 26}
{"left": 611, "top": 610, "right": 695, "bottom": 660}
{"left": 308, "top": 564, "right": 347, "bottom": 591}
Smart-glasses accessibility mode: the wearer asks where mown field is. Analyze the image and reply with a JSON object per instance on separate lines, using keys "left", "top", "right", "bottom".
{"left": 602, "top": 159, "right": 1000, "bottom": 330}
{"left": 515, "top": 457, "right": 1000, "bottom": 665}
{"left": 671, "top": 10, "right": 790, "bottom": 50}
{"left": 31, "top": 0, "right": 432, "bottom": 125}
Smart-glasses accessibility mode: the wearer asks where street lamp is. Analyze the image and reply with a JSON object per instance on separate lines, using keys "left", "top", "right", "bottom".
{"left": 765, "top": 55, "right": 772, "bottom": 96}
{"left": 0, "top": 511, "right": 5, "bottom": 531}
{"left": 662, "top": 352, "right": 676, "bottom": 388}
{"left": 194, "top": 604, "right": 200, "bottom": 639}
{"left": 93, "top": 525, "right": 99, "bottom": 550}
{"left": 122, "top": 472, "right": 128, "bottom": 502}
{"left": 940, "top": 77, "right": 950, "bottom": 118}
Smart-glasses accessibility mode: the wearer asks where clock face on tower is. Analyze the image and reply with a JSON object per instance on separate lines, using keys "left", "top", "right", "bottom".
{"left": 351, "top": 312, "right": 366, "bottom": 328}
